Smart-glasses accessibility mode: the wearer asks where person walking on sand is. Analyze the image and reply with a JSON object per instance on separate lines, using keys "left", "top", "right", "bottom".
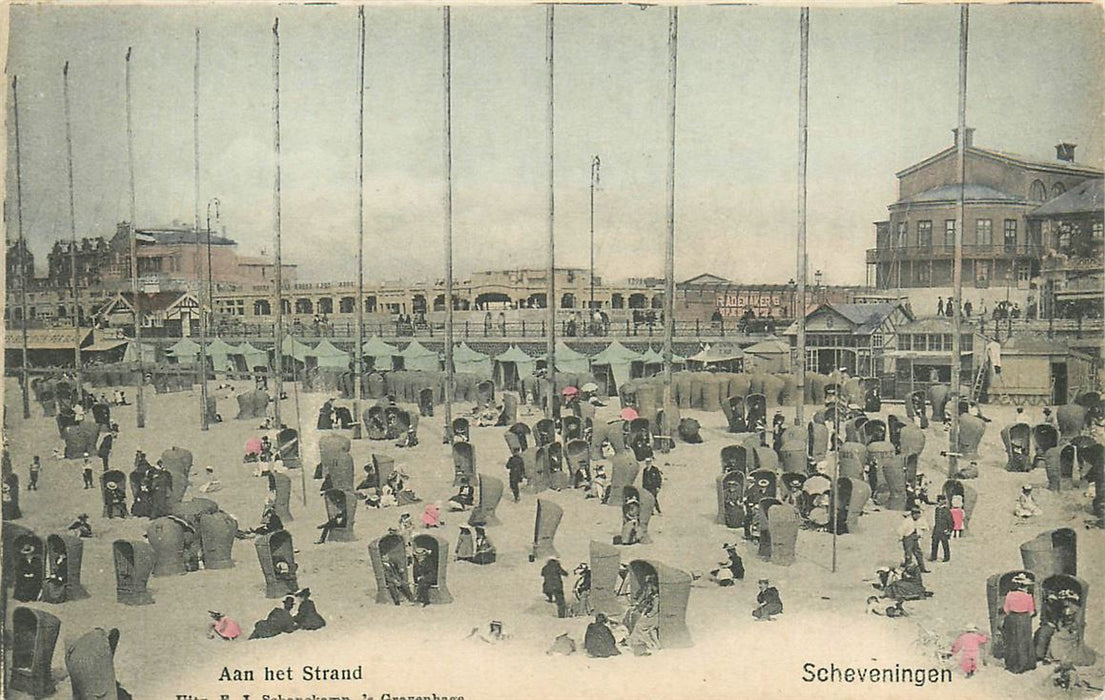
{"left": 541, "top": 558, "right": 569, "bottom": 618}
{"left": 930, "top": 495, "right": 952, "bottom": 563}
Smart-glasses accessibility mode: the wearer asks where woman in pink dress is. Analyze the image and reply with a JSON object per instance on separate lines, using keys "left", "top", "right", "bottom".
{"left": 949, "top": 504, "right": 965, "bottom": 537}
{"left": 1001, "top": 576, "right": 1037, "bottom": 673}
{"left": 951, "top": 624, "right": 989, "bottom": 676}
{"left": 208, "top": 611, "right": 241, "bottom": 640}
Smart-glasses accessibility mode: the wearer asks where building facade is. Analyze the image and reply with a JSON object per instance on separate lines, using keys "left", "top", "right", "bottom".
{"left": 1027, "top": 178, "right": 1104, "bottom": 321}
{"left": 866, "top": 130, "right": 1102, "bottom": 313}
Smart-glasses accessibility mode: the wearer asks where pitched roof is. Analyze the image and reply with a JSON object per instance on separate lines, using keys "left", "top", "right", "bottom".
{"left": 830, "top": 303, "right": 903, "bottom": 334}
{"left": 679, "top": 273, "right": 731, "bottom": 287}
{"left": 687, "top": 343, "right": 745, "bottom": 363}
{"left": 743, "top": 337, "right": 791, "bottom": 355}
{"left": 399, "top": 339, "right": 438, "bottom": 359}
{"left": 1029, "top": 178, "right": 1104, "bottom": 217}
{"left": 897, "top": 145, "right": 1104, "bottom": 179}
{"left": 6, "top": 328, "right": 92, "bottom": 351}
{"left": 109, "top": 291, "right": 196, "bottom": 313}
{"left": 136, "top": 227, "right": 236, "bottom": 246}
{"left": 895, "top": 183, "right": 1026, "bottom": 206}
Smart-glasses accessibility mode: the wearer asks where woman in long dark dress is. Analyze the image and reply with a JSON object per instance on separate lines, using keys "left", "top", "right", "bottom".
{"left": 292, "top": 588, "right": 326, "bottom": 630}
{"left": 1001, "top": 580, "right": 1037, "bottom": 673}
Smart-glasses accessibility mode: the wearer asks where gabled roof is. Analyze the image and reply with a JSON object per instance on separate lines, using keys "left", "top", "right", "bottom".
{"left": 897, "top": 145, "right": 1103, "bottom": 180}
{"left": 894, "top": 184, "right": 1026, "bottom": 207}
{"left": 679, "top": 273, "right": 731, "bottom": 287}
{"left": 784, "top": 302, "right": 911, "bottom": 336}
{"left": 1029, "top": 178, "right": 1104, "bottom": 218}
{"left": 280, "top": 336, "right": 312, "bottom": 360}
{"left": 232, "top": 341, "right": 268, "bottom": 357}
{"left": 743, "top": 337, "right": 790, "bottom": 355}
{"left": 102, "top": 291, "right": 197, "bottom": 315}
{"left": 168, "top": 337, "right": 201, "bottom": 357}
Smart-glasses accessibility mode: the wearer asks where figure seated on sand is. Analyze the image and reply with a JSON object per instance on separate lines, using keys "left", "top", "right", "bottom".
{"left": 587, "top": 466, "right": 610, "bottom": 502}
{"left": 237, "top": 501, "right": 283, "bottom": 539}
{"left": 875, "top": 563, "right": 932, "bottom": 601}
{"left": 1014, "top": 484, "right": 1043, "bottom": 518}
{"left": 420, "top": 503, "right": 444, "bottom": 528}
{"left": 706, "top": 543, "right": 745, "bottom": 587}
{"left": 622, "top": 576, "right": 660, "bottom": 655}
{"left": 208, "top": 611, "right": 242, "bottom": 640}
{"left": 248, "top": 597, "right": 298, "bottom": 639}
{"left": 467, "top": 620, "right": 509, "bottom": 644}
{"left": 386, "top": 470, "right": 421, "bottom": 506}
{"left": 448, "top": 477, "right": 474, "bottom": 511}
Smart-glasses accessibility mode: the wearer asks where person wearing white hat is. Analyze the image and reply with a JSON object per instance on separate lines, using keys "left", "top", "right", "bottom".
{"left": 1014, "top": 484, "right": 1042, "bottom": 518}
{"left": 951, "top": 623, "right": 989, "bottom": 677}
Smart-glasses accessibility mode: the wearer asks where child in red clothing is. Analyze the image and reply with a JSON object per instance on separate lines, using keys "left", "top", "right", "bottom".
{"left": 951, "top": 624, "right": 989, "bottom": 677}
{"left": 950, "top": 496, "right": 965, "bottom": 538}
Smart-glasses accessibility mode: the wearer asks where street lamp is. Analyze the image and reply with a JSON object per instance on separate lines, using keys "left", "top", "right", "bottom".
{"left": 589, "top": 155, "right": 601, "bottom": 331}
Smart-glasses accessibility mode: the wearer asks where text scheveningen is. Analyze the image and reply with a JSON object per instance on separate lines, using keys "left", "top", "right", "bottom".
{"left": 802, "top": 662, "right": 953, "bottom": 687}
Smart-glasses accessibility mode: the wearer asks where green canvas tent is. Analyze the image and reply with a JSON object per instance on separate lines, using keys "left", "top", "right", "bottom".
{"left": 590, "top": 340, "right": 644, "bottom": 391}
{"left": 309, "top": 339, "right": 351, "bottom": 369}
{"left": 398, "top": 339, "right": 440, "bottom": 372}
{"left": 641, "top": 346, "right": 686, "bottom": 366}
{"left": 493, "top": 345, "right": 537, "bottom": 390}
{"left": 280, "top": 336, "right": 312, "bottom": 362}
{"left": 453, "top": 342, "right": 492, "bottom": 378}
{"left": 167, "top": 338, "right": 201, "bottom": 365}
{"left": 537, "top": 340, "right": 590, "bottom": 375}
{"left": 203, "top": 338, "right": 238, "bottom": 372}
{"left": 233, "top": 342, "right": 270, "bottom": 371}
{"left": 123, "top": 341, "right": 159, "bottom": 364}
{"left": 743, "top": 336, "right": 791, "bottom": 373}
{"left": 362, "top": 336, "right": 399, "bottom": 371}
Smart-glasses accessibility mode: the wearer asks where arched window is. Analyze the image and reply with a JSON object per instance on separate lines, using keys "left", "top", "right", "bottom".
{"left": 1029, "top": 180, "right": 1046, "bottom": 202}
{"left": 294, "top": 298, "right": 313, "bottom": 314}
{"left": 254, "top": 299, "right": 271, "bottom": 316}
{"left": 610, "top": 293, "right": 624, "bottom": 309}
{"left": 1051, "top": 182, "right": 1066, "bottom": 199}
{"left": 560, "top": 293, "right": 576, "bottom": 309}
{"left": 280, "top": 299, "right": 291, "bottom": 314}
{"left": 317, "top": 297, "right": 333, "bottom": 315}
{"left": 339, "top": 297, "right": 355, "bottom": 313}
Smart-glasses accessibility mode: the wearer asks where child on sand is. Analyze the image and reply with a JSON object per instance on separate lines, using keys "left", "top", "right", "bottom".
{"left": 950, "top": 498, "right": 965, "bottom": 538}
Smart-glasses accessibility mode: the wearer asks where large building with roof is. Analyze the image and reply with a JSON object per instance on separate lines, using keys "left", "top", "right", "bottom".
{"left": 1028, "top": 177, "right": 1104, "bottom": 322}
{"left": 866, "top": 129, "right": 1102, "bottom": 313}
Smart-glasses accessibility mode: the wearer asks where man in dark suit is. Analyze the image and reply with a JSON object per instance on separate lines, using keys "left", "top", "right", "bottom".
{"left": 930, "top": 495, "right": 953, "bottom": 563}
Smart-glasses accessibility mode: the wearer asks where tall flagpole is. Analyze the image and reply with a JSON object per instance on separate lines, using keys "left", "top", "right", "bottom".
{"left": 194, "top": 28, "right": 210, "bottom": 431}
{"left": 12, "top": 76, "right": 30, "bottom": 419}
{"left": 949, "top": 5, "right": 969, "bottom": 476}
{"left": 125, "top": 48, "right": 147, "bottom": 428}
{"left": 545, "top": 5, "right": 556, "bottom": 417}
{"left": 354, "top": 6, "right": 367, "bottom": 439}
{"left": 272, "top": 18, "right": 284, "bottom": 428}
{"left": 796, "top": 8, "right": 809, "bottom": 430}
{"left": 443, "top": 6, "right": 456, "bottom": 442}
{"left": 662, "top": 8, "right": 678, "bottom": 404}
{"left": 62, "top": 62, "right": 83, "bottom": 392}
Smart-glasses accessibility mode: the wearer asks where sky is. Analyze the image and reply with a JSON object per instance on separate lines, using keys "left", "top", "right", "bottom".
{"left": 5, "top": 3, "right": 1103, "bottom": 286}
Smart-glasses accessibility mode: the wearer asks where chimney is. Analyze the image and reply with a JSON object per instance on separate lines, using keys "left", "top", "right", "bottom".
{"left": 1055, "top": 142, "right": 1076, "bottom": 162}
{"left": 952, "top": 127, "right": 975, "bottom": 148}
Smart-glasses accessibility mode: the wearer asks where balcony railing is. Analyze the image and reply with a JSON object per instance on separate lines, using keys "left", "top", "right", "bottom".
{"left": 867, "top": 243, "right": 1043, "bottom": 264}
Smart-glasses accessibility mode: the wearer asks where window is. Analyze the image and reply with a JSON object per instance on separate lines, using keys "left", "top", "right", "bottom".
{"left": 897, "top": 222, "right": 907, "bottom": 248}
{"left": 1029, "top": 221, "right": 1042, "bottom": 248}
{"left": 899, "top": 335, "right": 911, "bottom": 351}
{"left": 1003, "top": 219, "right": 1017, "bottom": 252}
{"left": 1029, "top": 180, "right": 1047, "bottom": 202}
{"left": 975, "top": 219, "right": 992, "bottom": 246}
{"left": 975, "top": 261, "right": 990, "bottom": 283}
{"left": 253, "top": 299, "right": 271, "bottom": 316}
{"left": 917, "top": 221, "right": 932, "bottom": 248}
{"left": 1052, "top": 182, "right": 1066, "bottom": 199}
{"left": 871, "top": 332, "right": 884, "bottom": 348}
{"left": 1017, "top": 263, "right": 1031, "bottom": 282}
{"left": 1093, "top": 222, "right": 1103, "bottom": 240}
{"left": 928, "top": 334, "right": 943, "bottom": 352}
{"left": 1057, "top": 224, "right": 1071, "bottom": 251}
{"left": 944, "top": 220, "right": 956, "bottom": 248}
{"left": 805, "top": 349, "right": 817, "bottom": 373}
{"left": 915, "top": 265, "right": 930, "bottom": 285}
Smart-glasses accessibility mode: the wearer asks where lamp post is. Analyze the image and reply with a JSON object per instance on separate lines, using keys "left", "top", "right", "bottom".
{"left": 589, "top": 155, "right": 600, "bottom": 327}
